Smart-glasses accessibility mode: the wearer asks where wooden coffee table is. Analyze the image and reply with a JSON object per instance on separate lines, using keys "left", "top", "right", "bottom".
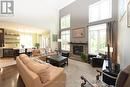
{"left": 46, "top": 55, "right": 68, "bottom": 67}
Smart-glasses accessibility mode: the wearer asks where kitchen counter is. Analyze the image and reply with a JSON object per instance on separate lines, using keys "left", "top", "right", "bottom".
{"left": 1, "top": 48, "right": 32, "bottom": 58}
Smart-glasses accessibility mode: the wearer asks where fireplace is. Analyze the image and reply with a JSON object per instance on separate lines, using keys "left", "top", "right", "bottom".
{"left": 69, "top": 42, "right": 88, "bottom": 61}
{"left": 73, "top": 45, "right": 83, "bottom": 55}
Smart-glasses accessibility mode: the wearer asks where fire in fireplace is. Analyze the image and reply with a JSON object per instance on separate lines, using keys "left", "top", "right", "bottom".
{"left": 73, "top": 45, "right": 83, "bottom": 55}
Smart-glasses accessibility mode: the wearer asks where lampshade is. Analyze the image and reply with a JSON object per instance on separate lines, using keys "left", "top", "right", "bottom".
{"left": 110, "top": 47, "right": 113, "bottom": 53}
{"left": 58, "top": 39, "right": 62, "bottom": 42}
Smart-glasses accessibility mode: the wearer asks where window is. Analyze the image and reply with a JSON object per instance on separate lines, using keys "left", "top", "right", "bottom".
{"left": 89, "top": 0, "right": 112, "bottom": 22}
{"left": 20, "top": 34, "right": 33, "bottom": 48}
{"left": 61, "top": 30, "right": 70, "bottom": 51}
{"left": 88, "top": 24, "right": 106, "bottom": 54}
{"left": 61, "top": 14, "right": 70, "bottom": 29}
{"left": 42, "top": 37, "right": 49, "bottom": 48}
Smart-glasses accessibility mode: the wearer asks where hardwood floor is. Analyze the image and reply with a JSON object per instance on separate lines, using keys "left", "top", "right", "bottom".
{"left": 0, "top": 58, "right": 16, "bottom": 68}
{"left": 0, "top": 58, "right": 100, "bottom": 87}
{"left": 0, "top": 65, "right": 25, "bottom": 87}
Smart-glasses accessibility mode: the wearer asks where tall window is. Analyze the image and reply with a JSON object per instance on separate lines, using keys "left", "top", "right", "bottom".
{"left": 42, "top": 37, "right": 49, "bottom": 48}
{"left": 20, "top": 34, "right": 33, "bottom": 48}
{"left": 89, "top": 0, "right": 112, "bottom": 22}
{"left": 61, "top": 14, "right": 70, "bottom": 29}
{"left": 88, "top": 24, "right": 106, "bottom": 54}
{"left": 61, "top": 30, "right": 70, "bottom": 51}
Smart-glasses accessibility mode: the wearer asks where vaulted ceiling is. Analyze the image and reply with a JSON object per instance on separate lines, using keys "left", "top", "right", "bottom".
{"left": 0, "top": 0, "right": 76, "bottom": 30}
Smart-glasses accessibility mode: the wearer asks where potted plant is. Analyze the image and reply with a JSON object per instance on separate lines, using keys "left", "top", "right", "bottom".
{"left": 80, "top": 53, "right": 88, "bottom": 63}
{"left": 35, "top": 43, "right": 40, "bottom": 49}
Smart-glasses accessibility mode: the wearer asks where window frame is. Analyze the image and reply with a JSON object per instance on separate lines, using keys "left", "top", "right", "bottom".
{"left": 20, "top": 34, "right": 33, "bottom": 48}
{"left": 89, "top": 0, "right": 112, "bottom": 23}
{"left": 88, "top": 23, "right": 107, "bottom": 54}
{"left": 61, "top": 29, "right": 70, "bottom": 51}
{"left": 60, "top": 14, "right": 71, "bottom": 29}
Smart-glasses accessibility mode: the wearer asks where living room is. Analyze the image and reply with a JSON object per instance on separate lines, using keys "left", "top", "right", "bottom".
{"left": 0, "top": 0, "right": 130, "bottom": 87}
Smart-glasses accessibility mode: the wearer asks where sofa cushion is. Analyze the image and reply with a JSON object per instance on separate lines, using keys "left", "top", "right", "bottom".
{"left": 27, "top": 61, "right": 50, "bottom": 83}
{"left": 32, "top": 57, "right": 48, "bottom": 64}
{"left": 116, "top": 70, "right": 129, "bottom": 87}
{"left": 48, "top": 65, "right": 64, "bottom": 80}
{"left": 19, "top": 54, "right": 31, "bottom": 64}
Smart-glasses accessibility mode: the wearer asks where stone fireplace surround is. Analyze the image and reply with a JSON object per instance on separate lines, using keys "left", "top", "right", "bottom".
{"left": 69, "top": 42, "right": 88, "bottom": 61}
{"left": 69, "top": 27, "right": 88, "bottom": 61}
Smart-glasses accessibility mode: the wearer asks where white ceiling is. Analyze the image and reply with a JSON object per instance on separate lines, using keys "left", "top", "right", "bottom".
{"left": 0, "top": 0, "right": 76, "bottom": 30}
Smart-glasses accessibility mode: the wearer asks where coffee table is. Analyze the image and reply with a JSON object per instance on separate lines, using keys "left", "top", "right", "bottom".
{"left": 46, "top": 55, "right": 68, "bottom": 67}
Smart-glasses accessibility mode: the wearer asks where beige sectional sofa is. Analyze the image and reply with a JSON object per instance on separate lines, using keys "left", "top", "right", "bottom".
{"left": 32, "top": 49, "right": 57, "bottom": 61}
{"left": 16, "top": 54, "right": 66, "bottom": 87}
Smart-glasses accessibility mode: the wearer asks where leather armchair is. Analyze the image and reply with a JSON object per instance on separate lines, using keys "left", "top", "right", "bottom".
{"left": 61, "top": 52, "right": 70, "bottom": 58}
{"left": 81, "top": 64, "right": 130, "bottom": 87}
{"left": 91, "top": 57, "right": 104, "bottom": 67}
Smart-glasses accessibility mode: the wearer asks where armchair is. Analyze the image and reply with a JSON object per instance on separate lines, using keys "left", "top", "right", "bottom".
{"left": 81, "top": 65, "right": 130, "bottom": 87}
{"left": 61, "top": 52, "right": 69, "bottom": 65}
{"left": 61, "top": 52, "right": 70, "bottom": 58}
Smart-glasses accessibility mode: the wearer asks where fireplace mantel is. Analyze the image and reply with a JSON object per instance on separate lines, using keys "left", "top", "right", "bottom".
{"left": 69, "top": 42, "right": 88, "bottom": 45}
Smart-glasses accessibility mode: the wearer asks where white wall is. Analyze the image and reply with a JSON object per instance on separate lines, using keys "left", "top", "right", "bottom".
{"left": 50, "top": 28, "right": 59, "bottom": 50}
{"left": 118, "top": 0, "right": 130, "bottom": 69}
{"left": 50, "top": 12, "right": 59, "bottom": 51}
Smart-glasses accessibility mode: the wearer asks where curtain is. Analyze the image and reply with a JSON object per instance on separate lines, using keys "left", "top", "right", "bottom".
{"left": 106, "top": 21, "right": 115, "bottom": 46}
{"left": 106, "top": 21, "right": 117, "bottom": 63}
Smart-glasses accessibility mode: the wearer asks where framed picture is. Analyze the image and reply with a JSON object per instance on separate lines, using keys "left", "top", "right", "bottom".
{"left": 127, "top": 1, "right": 130, "bottom": 27}
{"left": 72, "top": 27, "right": 85, "bottom": 38}
{"left": 52, "top": 34, "right": 57, "bottom": 42}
